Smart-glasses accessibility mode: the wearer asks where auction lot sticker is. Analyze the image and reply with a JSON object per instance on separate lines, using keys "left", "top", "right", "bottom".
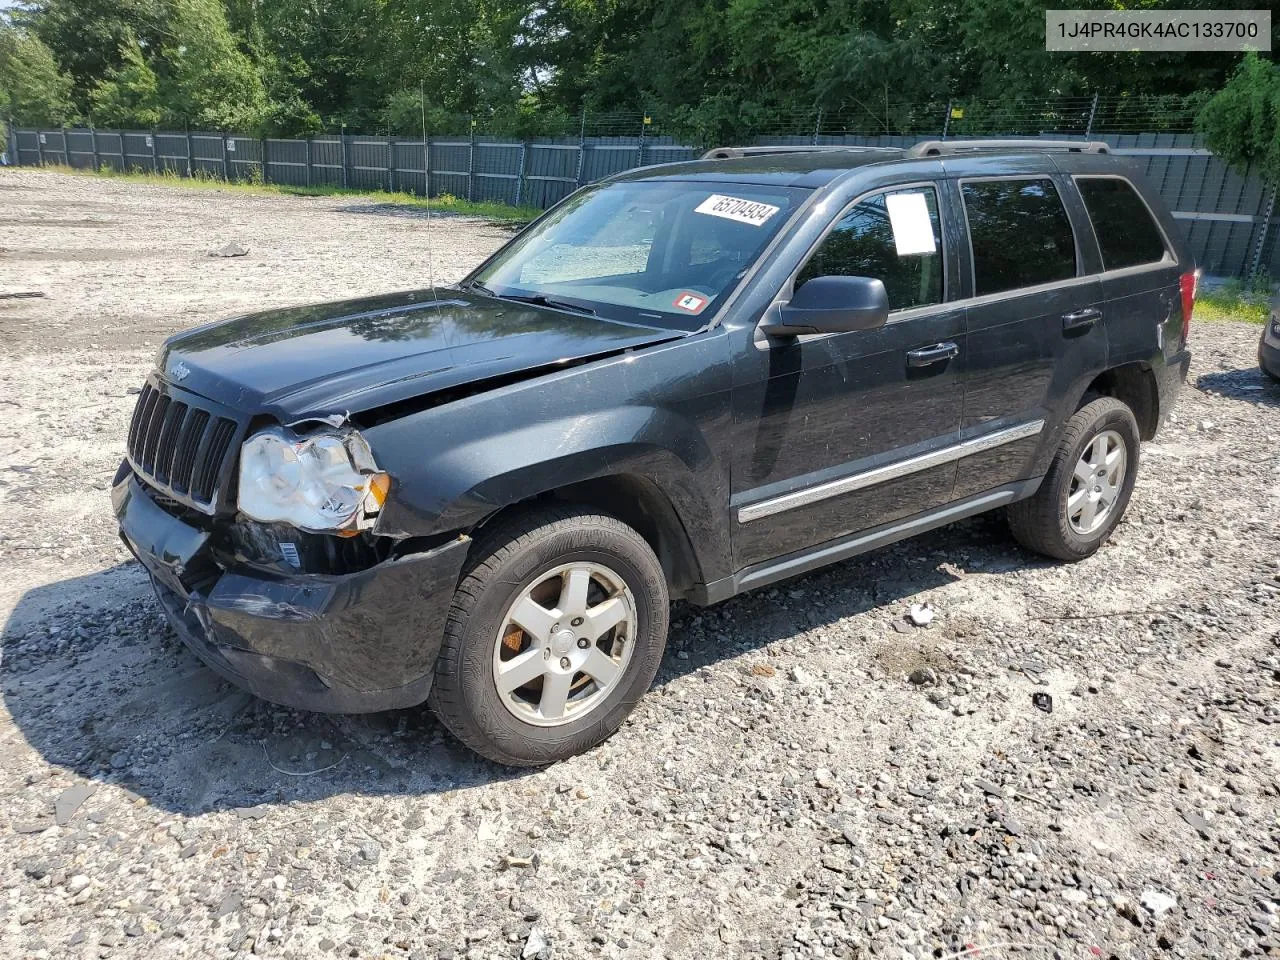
{"left": 695, "top": 194, "right": 780, "bottom": 227}
{"left": 673, "top": 292, "right": 709, "bottom": 314}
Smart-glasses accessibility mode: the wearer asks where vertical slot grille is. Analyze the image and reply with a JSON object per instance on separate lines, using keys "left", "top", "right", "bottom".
{"left": 125, "top": 381, "right": 239, "bottom": 511}
{"left": 192, "top": 417, "right": 238, "bottom": 504}
{"left": 170, "top": 409, "right": 209, "bottom": 493}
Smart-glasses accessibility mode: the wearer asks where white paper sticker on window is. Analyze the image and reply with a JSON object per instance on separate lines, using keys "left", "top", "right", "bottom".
{"left": 695, "top": 194, "right": 780, "bottom": 227}
{"left": 885, "top": 192, "right": 937, "bottom": 256}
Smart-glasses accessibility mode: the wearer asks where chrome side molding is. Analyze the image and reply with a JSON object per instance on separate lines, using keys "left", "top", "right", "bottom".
{"left": 737, "top": 420, "right": 1045, "bottom": 523}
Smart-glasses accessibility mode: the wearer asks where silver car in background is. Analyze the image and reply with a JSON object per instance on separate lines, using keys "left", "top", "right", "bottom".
{"left": 1260, "top": 289, "right": 1280, "bottom": 382}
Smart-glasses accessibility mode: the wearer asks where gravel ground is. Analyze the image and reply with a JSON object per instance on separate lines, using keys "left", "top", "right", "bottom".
{"left": 1, "top": 169, "right": 1278, "bottom": 960}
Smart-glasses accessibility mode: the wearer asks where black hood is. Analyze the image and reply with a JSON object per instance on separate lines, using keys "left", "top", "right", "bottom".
{"left": 157, "top": 288, "right": 682, "bottom": 421}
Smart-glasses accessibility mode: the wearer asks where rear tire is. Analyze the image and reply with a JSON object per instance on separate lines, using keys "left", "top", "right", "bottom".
{"left": 1008, "top": 397, "right": 1140, "bottom": 561}
{"left": 428, "top": 505, "right": 669, "bottom": 767}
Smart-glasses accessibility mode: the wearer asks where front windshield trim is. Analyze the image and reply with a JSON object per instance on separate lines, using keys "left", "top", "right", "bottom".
{"left": 467, "top": 179, "right": 815, "bottom": 333}
{"left": 461, "top": 280, "right": 675, "bottom": 333}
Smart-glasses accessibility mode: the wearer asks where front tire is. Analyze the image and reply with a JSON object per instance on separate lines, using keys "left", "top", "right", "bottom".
{"left": 1008, "top": 397, "right": 1140, "bottom": 561}
{"left": 428, "top": 505, "right": 669, "bottom": 766}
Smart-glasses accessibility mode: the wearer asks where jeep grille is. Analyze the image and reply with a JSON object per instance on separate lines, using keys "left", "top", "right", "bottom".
{"left": 126, "top": 381, "right": 240, "bottom": 513}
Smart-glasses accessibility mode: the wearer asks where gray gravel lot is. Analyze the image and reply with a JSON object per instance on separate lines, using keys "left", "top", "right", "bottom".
{"left": 1, "top": 169, "right": 1278, "bottom": 960}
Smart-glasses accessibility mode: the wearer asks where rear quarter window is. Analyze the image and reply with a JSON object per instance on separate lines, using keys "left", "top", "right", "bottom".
{"left": 1076, "top": 177, "right": 1168, "bottom": 270}
{"left": 961, "top": 179, "right": 1078, "bottom": 296}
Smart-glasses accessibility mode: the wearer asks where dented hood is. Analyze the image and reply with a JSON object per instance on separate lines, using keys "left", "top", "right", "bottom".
{"left": 157, "top": 288, "right": 682, "bottom": 420}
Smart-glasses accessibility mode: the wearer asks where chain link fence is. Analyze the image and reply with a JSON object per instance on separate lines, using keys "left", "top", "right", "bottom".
{"left": 6, "top": 93, "right": 1276, "bottom": 280}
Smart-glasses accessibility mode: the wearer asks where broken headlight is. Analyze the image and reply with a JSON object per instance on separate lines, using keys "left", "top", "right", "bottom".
{"left": 237, "top": 426, "right": 389, "bottom": 534}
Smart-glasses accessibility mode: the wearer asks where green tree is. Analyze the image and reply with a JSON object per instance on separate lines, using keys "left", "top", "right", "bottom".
{"left": 221, "top": 0, "right": 320, "bottom": 136}
{"left": 89, "top": 37, "right": 163, "bottom": 127}
{"left": 23, "top": 0, "right": 165, "bottom": 115}
{"left": 0, "top": 24, "right": 78, "bottom": 126}
{"left": 156, "top": 0, "right": 270, "bottom": 130}
{"left": 254, "top": 0, "right": 387, "bottom": 129}
{"left": 9, "top": 0, "right": 1255, "bottom": 141}
{"left": 1198, "top": 51, "right": 1280, "bottom": 183}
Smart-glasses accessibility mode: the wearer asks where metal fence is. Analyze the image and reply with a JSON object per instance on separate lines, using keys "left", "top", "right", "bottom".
{"left": 7, "top": 124, "right": 1278, "bottom": 280}
{"left": 5, "top": 126, "right": 696, "bottom": 209}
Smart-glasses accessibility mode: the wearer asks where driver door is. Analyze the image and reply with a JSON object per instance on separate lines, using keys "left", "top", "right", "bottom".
{"left": 730, "top": 182, "right": 967, "bottom": 569}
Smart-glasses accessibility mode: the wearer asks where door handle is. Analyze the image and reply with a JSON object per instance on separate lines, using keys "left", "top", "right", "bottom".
{"left": 906, "top": 341, "right": 960, "bottom": 367}
{"left": 1062, "top": 307, "right": 1102, "bottom": 331}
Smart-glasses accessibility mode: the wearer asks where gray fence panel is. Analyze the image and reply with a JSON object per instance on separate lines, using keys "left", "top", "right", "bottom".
{"left": 15, "top": 129, "right": 40, "bottom": 164}
{"left": 64, "top": 129, "right": 96, "bottom": 169}
{"left": 581, "top": 141, "right": 642, "bottom": 182}
{"left": 154, "top": 133, "right": 190, "bottom": 175}
{"left": 428, "top": 141, "right": 470, "bottom": 198}
{"left": 227, "top": 136, "right": 263, "bottom": 180}
{"left": 523, "top": 143, "right": 578, "bottom": 209}
{"left": 264, "top": 138, "right": 310, "bottom": 187}
{"left": 11, "top": 125, "right": 1278, "bottom": 277}
{"left": 189, "top": 134, "right": 226, "bottom": 179}
{"left": 348, "top": 138, "right": 389, "bottom": 191}
{"left": 309, "top": 138, "right": 344, "bottom": 187}
{"left": 388, "top": 139, "right": 426, "bottom": 195}
{"left": 472, "top": 142, "right": 521, "bottom": 205}
{"left": 644, "top": 146, "right": 698, "bottom": 166}
{"left": 94, "top": 131, "right": 125, "bottom": 171}
{"left": 121, "top": 132, "right": 155, "bottom": 171}
{"left": 1181, "top": 218, "right": 1256, "bottom": 277}
{"left": 39, "top": 129, "right": 69, "bottom": 165}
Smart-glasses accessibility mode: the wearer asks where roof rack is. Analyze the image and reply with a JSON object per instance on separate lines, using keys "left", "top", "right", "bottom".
{"left": 700, "top": 145, "right": 899, "bottom": 160}
{"left": 906, "top": 139, "right": 1110, "bottom": 158}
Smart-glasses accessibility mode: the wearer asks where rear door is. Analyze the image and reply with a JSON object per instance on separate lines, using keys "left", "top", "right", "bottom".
{"left": 1072, "top": 174, "right": 1184, "bottom": 370}
{"left": 951, "top": 171, "right": 1108, "bottom": 499}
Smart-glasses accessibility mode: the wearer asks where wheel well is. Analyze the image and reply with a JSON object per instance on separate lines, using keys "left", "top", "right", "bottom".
{"left": 1083, "top": 364, "right": 1159, "bottom": 439}
{"left": 471, "top": 476, "right": 703, "bottom": 600}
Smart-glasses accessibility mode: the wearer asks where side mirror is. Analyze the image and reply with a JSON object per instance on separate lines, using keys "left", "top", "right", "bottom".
{"left": 762, "top": 275, "right": 889, "bottom": 336}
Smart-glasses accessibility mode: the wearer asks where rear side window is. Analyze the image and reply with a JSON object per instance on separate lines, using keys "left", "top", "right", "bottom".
{"left": 962, "top": 179, "right": 1077, "bottom": 296}
{"left": 796, "top": 186, "right": 944, "bottom": 312}
{"left": 1077, "top": 177, "right": 1167, "bottom": 270}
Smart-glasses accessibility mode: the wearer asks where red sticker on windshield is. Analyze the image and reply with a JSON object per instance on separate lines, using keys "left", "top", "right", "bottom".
{"left": 673, "top": 292, "right": 708, "bottom": 314}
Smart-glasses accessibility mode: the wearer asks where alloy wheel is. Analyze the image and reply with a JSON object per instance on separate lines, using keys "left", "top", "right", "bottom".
{"left": 1067, "top": 429, "right": 1127, "bottom": 536}
{"left": 491, "top": 562, "right": 637, "bottom": 726}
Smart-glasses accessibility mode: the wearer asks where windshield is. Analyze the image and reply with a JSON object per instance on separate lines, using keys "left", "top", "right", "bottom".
{"left": 471, "top": 180, "right": 811, "bottom": 331}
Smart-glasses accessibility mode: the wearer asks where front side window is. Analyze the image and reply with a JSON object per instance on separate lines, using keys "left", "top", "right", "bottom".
{"left": 796, "top": 186, "right": 944, "bottom": 312}
{"left": 473, "top": 180, "right": 809, "bottom": 330}
{"left": 1077, "top": 177, "right": 1168, "bottom": 270}
{"left": 962, "top": 179, "right": 1077, "bottom": 296}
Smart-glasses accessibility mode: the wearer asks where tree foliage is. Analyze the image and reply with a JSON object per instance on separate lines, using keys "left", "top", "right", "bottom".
{"left": 156, "top": 0, "right": 269, "bottom": 130}
{"left": 0, "top": 0, "right": 1263, "bottom": 141}
{"left": 1198, "top": 52, "right": 1280, "bottom": 184}
{"left": 89, "top": 37, "right": 163, "bottom": 128}
{"left": 0, "top": 24, "right": 78, "bottom": 126}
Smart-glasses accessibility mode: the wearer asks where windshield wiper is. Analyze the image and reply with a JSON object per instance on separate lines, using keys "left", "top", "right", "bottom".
{"left": 464, "top": 281, "right": 598, "bottom": 317}
{"left": 493, "top": 293, "right": 597, "bottom": 316}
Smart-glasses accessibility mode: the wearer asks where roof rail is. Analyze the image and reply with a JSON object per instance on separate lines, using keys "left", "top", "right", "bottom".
{"left": 700, "top": 145, "right": 898, "bottom": 160}
{"left": 906, "top": 139, "right": 1110, "bottom": 158}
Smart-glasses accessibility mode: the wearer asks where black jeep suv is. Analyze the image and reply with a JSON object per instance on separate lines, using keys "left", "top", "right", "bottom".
{"left": 115, "top": 139, "right": 1195, "bottom": 765}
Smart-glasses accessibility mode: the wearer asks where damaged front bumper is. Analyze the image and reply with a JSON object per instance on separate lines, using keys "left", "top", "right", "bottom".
{"left": 112, "top": 469, "right": 470, "bottom": 713}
